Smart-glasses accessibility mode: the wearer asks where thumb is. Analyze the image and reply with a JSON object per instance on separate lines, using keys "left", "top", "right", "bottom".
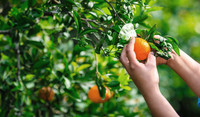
{"left": 146, "top": 52, "right": 156, "bottom": 66}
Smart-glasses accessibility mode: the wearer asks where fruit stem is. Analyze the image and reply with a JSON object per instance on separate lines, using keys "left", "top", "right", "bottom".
{"left": 95, "top": 53, "right": 99, "bottom": 81}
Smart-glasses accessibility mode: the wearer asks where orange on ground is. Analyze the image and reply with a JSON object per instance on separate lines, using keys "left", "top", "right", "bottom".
{"left": 134, "top": 38, "right": 151, "bottom": 60}
{"left": 88, "top": 85, "right": 112, "bottom": 103}
{"left": 39, "top": 87, "right": 55, "bottom": 101}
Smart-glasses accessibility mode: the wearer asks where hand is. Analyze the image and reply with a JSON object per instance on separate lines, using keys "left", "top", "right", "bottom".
{"left": 120, "top": 37, "right": 159, "bottom": 94}
{"left": 154, "top": 35, "right": 177, "bottom": 65}
{"left": 120, "top": 37, "right": 179, "bottom": 117}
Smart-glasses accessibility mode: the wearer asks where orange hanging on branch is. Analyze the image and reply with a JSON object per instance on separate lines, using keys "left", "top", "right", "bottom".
{"left": 88, "top": 85, "right": 112, "bottom": 103}
{"left": 39, "top": 87, "right": 55, "bottom": 101}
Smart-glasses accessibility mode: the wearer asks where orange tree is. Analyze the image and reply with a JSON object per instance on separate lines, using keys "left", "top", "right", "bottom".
{"left": 0, "top": 0, "right": 179, "bottom": 116}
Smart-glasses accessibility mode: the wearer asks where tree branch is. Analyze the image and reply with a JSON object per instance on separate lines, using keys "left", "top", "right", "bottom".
{"left": 44, "top": 12, "right": 54, "bottom": 16}
{"left": 104, "top": 0, "right": 125, "bottom": 24}
{"left": 15, "top": 42, "right": 21, "bottom": 82}
{"left": 0, "top": 30, "right": 11, "bottom": 35}
{"left": 81, "top": 18, "right": 99, "bottom": 25}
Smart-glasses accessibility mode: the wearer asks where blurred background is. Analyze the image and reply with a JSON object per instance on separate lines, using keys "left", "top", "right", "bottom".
{"left": 1, "top": 0, "right": 200, "bottom": 116}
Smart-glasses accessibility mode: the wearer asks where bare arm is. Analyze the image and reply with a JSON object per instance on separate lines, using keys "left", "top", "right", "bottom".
{"left": 120, "top": 37, "right": 179, "bottom": 117}
{"left": 154, "top": 35, "right": 200, "bottom": 97}
{"left": 167, "top": 49, "right": 200, "bottom": 97}
{"left": 142, "top": 87, "right": 178, "bottom": 117}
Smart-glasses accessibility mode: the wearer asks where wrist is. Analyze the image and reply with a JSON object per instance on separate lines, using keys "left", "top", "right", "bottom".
{"left": 141, "top": 86, "right": 162, "bottom": 105}
{"left": 139, "top": 84, "right": 160, "bottom": 97}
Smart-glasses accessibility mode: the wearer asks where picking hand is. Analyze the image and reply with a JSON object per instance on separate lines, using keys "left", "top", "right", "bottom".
{"left": 154, "top": 35, "right": 177, "bottom": 65}
{"left": 120, "top": 37, "right": 159, "bottom": 93}
{"left": 120, "top": 37, "right": 179, "bottom": 117}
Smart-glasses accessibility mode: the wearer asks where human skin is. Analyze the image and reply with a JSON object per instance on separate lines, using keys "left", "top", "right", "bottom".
{"left": 155, "top": 35, "right": 200, "bottom": 97}
{"left": 120, "top": 37, "right": 179, "bottom": 117}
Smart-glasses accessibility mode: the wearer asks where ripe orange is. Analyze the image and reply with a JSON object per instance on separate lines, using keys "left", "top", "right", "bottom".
{"left": 39, "top": 87, "right": 55, "bottom": 101}
{"left": 134, "top": 38, "right": 151, "bottom": 60}
{"left": 88, "top": 85, "right": 112, "bottom": 103}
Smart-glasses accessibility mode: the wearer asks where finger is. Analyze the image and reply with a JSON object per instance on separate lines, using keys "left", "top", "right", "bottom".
{"left": 120, "top": 45, "right": 131, "bottom": 73}
{"left": 146, "top": 52, "right": 156, "bottom": 67}
{"left": 126, "top": 37, "right": 139, "bottom": 65}
{"left": 171, "top": 49, "right": 177, "bottom": 55}
{"left": 154, "top": 35, "right": 161, "bottom": 39}
{"left": 120, "top": 45, "right": 129, "bottom": 67}
{"left": 156, "top": 56, "right": 164, "bottom": 65}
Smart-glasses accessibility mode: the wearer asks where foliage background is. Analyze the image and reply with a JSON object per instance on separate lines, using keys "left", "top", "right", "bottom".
{"left": 0, "top": 0, "right": 200, "bottom": 116}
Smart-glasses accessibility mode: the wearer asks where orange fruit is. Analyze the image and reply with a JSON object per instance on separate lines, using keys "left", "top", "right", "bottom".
{"left": 134, "top": 38, "right": 151, "bottom": 60}
{"left": 39, "top": 87, "right": 55, "bottom": 101}
{"left": 88, "top": 85, "right": 112, "bottom": 103}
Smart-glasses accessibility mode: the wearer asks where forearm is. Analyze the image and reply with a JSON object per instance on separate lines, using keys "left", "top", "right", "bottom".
{"left": 141, "top": 87, "right": 179, "bottom": 117}
{"left": 168, "top": 49, "right": 200, "bottom": 97}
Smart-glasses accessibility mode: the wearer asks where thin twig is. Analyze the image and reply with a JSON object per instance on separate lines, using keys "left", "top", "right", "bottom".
{"left": 15, "top": 42, "right": 21, "bottom": 82}
{"left": 0, "top": 30, "right": 11, "bottom": 35}
{"left": 104, "top": 0, "right": 125, "bottom": 24}
{"left": 44, "top": 12, "right": 54, "bottom": 16}
{"left": 81, "top": 18, "right": 99, "bottom": 25}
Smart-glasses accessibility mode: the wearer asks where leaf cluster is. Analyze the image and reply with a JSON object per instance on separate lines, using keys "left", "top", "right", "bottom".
{"left": 138, "top": 25, "right": 180, "bottom": 60}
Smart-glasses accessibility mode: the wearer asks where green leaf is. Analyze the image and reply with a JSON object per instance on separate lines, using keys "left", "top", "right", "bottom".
{"left": 28, "top": 0, "right": 37, "bottom": 7}
{"left": 149, "top": 42, "right": 159, "bottom": 51}
{"left": 145, "top": 0, "right": 151, "bottom": 5}
{"left": 165, "top": 36, "right": 179, "bottom": 45}
{"left": 31, "top": 8, "right": 43, "bottom": 18}
{"left": 0, "top": 41, "right": 8, "bottom": 46}
{"left": 146, "top": 6, "right": 163, "bottom": 12}
{"left": 118, "top": 69, "right": 131, "bottom": 90}
{"left": 106, "top": 81, "right": 120, "bottom": 87}
{"left": 112, "top": 32, "right": 119, "bottom": 44}
{"left": 95, "top": 38, "right": 104, "bottom": 54}
{"left": 79, "top": 29, "right": 98, "bottom": 36}
{"left": 25, "top": 74, "right": 35, "bottom": 81}
{"left": 165, "top": 36, "right": 180, "bottom": 56}
{"left": 96, "top": 83, "right": 106, "bottom": 99}
{"left": 65, "top": 88, "right": 81, "bottom": 102}
{"left": 28, "top": 24, "right": 41, "bottom": 36}
{"left": 112, "top": 25, "right": 121, "bottom": 32}
{"left": 26, "top": 40, "right": 44, "bottom": 49}
{"left": 171, "top": 42, "right": 180, "bottom": 56}
{"left": 76, "top": 64, "right": 91, "bottom": 72}
{"left": 33, "top": 59, "right": 49, "bottom": 69}
{"left": 139, "top": 22, "right": 151, "bottom": 28}
{"left": 88, "top": 11, "right": 98, "bottom": 18}
{"left": 73, "top": 11, "right": 82, "bottom": 33}
{"left": 121, "top": 85, "right": 131, "bottom": 90}
{"left": 63, "top": 76, "right": 71, "bottom": 89}
{"left": 148, "top": 24, "right": 156, "bottom": 36}
{"left": 133, "top": 14, "right": 148, "bottom": 24}
{"left": 11, "top": 81, "right": 24, "bottom": 92}
{"left": 63, "top": 57, "right": 70, "bottom": 77}
{"left": 61, "top": 0, "right": 76, "bottom": 6}
{"left": 139, "top": 30, "right": 149, "bottom": 39}
{"left": 26, "top": 82, "right": 35, "bottom": 89}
